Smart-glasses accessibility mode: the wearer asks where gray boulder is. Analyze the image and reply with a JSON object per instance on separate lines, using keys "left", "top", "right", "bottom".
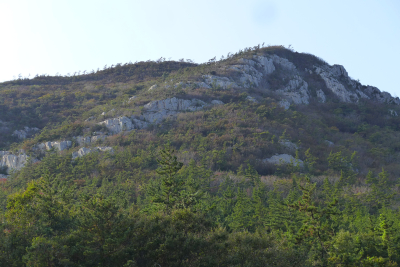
{"left": 74, "top": 135, "right": 106, "bottom": 146}
{"left": 263, "top": 154, "right": 303, "bottom": 167}
{"left": 127, "top": 96, "right": 137, "bottom": 103}
{"left": 148, "top": 84, "right": 158, "bottom": 91}
{"left": 279, "top": 140, "right": 298, "bottom": 150}
{"left": 72, "top": 146, "right": 114, "bottom": 159}
{"left": 324, "top": 140, "right": 334, "bottom": 147}
{"left": 99, "top": 116, "right": 133, "bottom": 134}
{"left": 38, "top": 141, "right": 72, "bottom": 151}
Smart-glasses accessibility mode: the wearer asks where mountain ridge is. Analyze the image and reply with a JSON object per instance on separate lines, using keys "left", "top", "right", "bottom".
{"left": 1, "top": 45, "right": 400, "bottom": 178}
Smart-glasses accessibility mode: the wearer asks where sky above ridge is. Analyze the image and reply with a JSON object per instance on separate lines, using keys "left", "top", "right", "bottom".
{"left": 0, "top": 0, "right": 399, "bottom": 96}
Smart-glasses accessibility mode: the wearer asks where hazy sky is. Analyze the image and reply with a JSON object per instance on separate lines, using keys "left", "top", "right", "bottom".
{"left": 1, "top": 0, "right": 399, "bottom": 96}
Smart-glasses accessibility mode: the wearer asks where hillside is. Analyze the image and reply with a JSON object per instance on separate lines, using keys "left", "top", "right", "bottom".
{"left": 1, "top": 45, "right": 400, "bottom": 266}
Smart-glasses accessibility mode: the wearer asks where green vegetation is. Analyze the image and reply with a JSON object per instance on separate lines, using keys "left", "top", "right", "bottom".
{"left": 1, "top": 147, "right": 400, "bottom": 266}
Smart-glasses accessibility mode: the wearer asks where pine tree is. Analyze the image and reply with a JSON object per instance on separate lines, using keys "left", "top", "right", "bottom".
{"left": 148, "top": 143, "right": 183, "bottom": 212}
{"left": 228, "top": 188, "right": 253, "bottom": 231}
{"left": 289, "top": 175, "right": 340, "bottom": 266}
{"left": 366, "top": 168, "right": 394, "bottom": 210}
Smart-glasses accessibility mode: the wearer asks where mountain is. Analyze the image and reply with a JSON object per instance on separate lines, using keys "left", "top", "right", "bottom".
{"left": 1, "top": 45, "right": 399, "bottom": 177}
{"left": 1, "top": 45, "right": 400, "bottom": 266}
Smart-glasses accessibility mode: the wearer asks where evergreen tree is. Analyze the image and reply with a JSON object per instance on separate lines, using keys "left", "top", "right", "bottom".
{"left": 289, "top": 175, "right": 340, "bottom": 266}
{"left": 228, "top": 188, "right": 253, "bottom": 231}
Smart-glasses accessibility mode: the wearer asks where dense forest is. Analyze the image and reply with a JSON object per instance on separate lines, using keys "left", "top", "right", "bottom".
{"left": 1, "top": 45, "right": 400, "bottom": 266}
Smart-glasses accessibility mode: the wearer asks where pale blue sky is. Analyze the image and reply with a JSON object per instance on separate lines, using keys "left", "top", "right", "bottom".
{"left": 0, "top": 0, "right": 399, "bottom": 96}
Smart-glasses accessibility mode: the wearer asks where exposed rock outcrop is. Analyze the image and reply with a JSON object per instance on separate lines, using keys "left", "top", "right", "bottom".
{"left": 317, "top": 89, "right": 326, "bottom": 103}
{"left": 128, "top": 96, "right": 137, "bottom": 103}
{"left": 37, "top": 141, "right": 72, "bottom": 151}
{"left": 277, "top": 76, "right": 310, "bottom": 104}
{"left": 279, "top": 140, "right": 298, "bottom": 150}
{"left": 246, "top": 96, "right": 258, "bottom": 103}
{"left": 324, "top": 140, "right": 334, "bottom": 147}
{"left": 211, "top": 100, "right": 224, "bottom": 105}
{"left": 148, "top": 84, "right": 158, "bottom": 91}
{"left": 99, "top": 116, "right": 134, "bottom": 134}
{"left": 315, "top": 66, "right": 360, "bottom": 103}
{"left": 72, "top": 146, "right": 114, "bottom": 159}
{"left": 0, "top": 150, "right": 32, "bottom": 174}
{"left": 271, "top": 55, "right": 296, "bottom": 71}
{"left": 74, "top": 134, "right": 106, "bottom": 146}
{"left": 196, "top": 82, "right": 211, "bottom": 89}
{"left": 389, "top": 109, "right": 398, "bottom": 117}
{"left": 263, "top": 154, "right": 303, "bottom": 167}
{"left": 253, "top": 56, "right": 276, "bottom": 74}
{"left": 140, "top": 97, "right": 206, "bottom": 124}
{"left": 12, "top": 126, "right": 40, "bottom": 140}
{"left": 203, "top": 75, "right": 238, "bottom": 89}
{"left": 279, "top": 99, "right": 291, "bottom": 110}
{"left": 362, "top": 86, "right": 400, "bottom": 105}
{"left": 226, "top": 55, "right": 275, "bottom": 88}
{"left": 222, "top": 54, "right": 399, "bottom": 106}
{"left": 98, "top": 97, "right": 207, "bottom": 134}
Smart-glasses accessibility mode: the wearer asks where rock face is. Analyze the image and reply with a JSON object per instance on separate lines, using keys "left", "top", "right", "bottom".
{"left": 279, "top": 99, "right": 291, "bottom": 110}
{"left": 74, "top": 134, "right": 106, "bottom": 146}
{"left": 389, "top": 109, "right": 398, "bottom": 117}
{"left": 315, "top": 66, "right": 360, "bottom": 103}
{"left": 99, "top": 116, "right": 134, "bottom": 134}
{"left": 271, "top": 55, "right": 297, "bottom": 71}
{"left": 317, "top": 90, "right": 326, "bottom": 103}
{"left": 140, "top": 97, "right": 206, "bottom": 124}
{"left": 263, "top": 154, "right": 303, "bottom": 167}
{"left": 72, "top": 146, "right": 114, "bottom": 159}
{"left": 362, "top": 86, "right": 400, "bottom": 105}
{"left": 312, "top": 65, "right": 399, "bottom": 105}
{"left": 204, "top": 53, "right": 400, "bottom": 106}
{"left": 203, "top": 75, "right": 237, "bottom": 89}
{"left": 37, "top": 141, "right": 72, "bottom": 151}
{"left": 277, "top": 76, "right": 310, "bottom": 104}
{"left": 98, "top": 97, "right": 207, "bottom": 134}
{"left": 0, "top": 151, "right": 31, "bottom": 174}
{"left": 12, "top": 126, "right": 39, "bottom": 139}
